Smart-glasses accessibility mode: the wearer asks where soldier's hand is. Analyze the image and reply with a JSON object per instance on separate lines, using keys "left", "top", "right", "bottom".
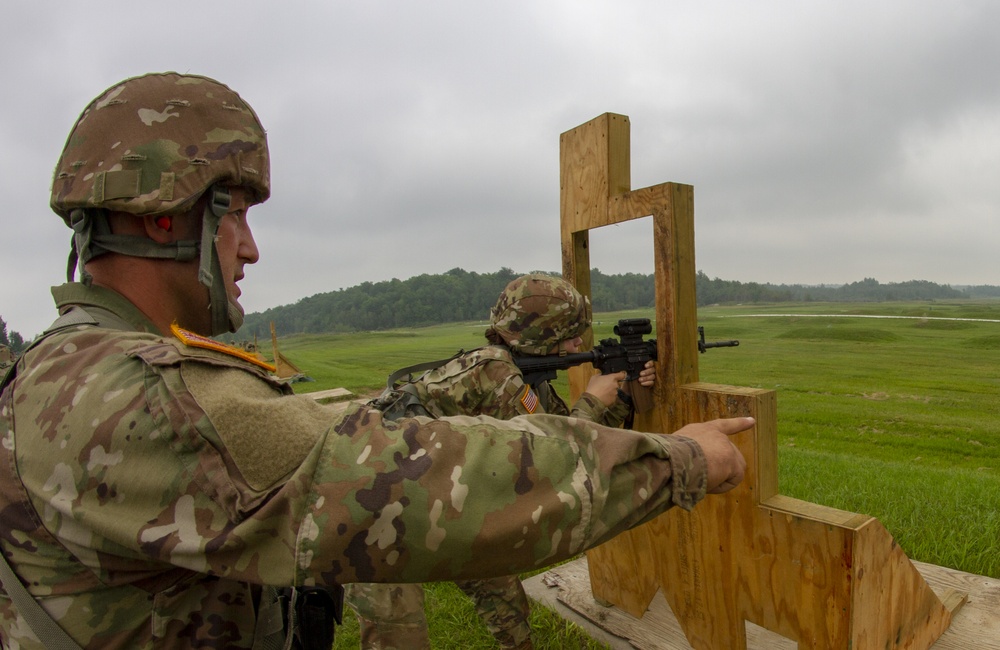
{"left": 637, "top": 360, "right": 656, "bottom": 387}
{"left": 584, "top": 371, "right": 627, "bottom": 407}
{"left": 673, "top": 417, "right": 752, "bottom": 494}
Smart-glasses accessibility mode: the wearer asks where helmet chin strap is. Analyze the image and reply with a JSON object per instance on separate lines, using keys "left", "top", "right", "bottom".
{"left": 197, "top": 186, "right": 240, "bottom": 336}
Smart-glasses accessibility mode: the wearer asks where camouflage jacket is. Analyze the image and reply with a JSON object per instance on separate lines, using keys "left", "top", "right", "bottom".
{"left": 411, "top": 345, "right": 632, "bottom": 426}
{"left": 0, "top": 283, "right": 708, "bottom": 649}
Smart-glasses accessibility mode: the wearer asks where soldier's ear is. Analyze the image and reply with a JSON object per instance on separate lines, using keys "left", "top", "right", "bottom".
{"left": 143, "top": 214, "right": 175, "bottom": 243}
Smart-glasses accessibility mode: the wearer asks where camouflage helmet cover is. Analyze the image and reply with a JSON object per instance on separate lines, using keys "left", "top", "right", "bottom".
{"left": 489, "top": 273, "right": 591, "bottom": 356}
{"left": 50, "top": 72, "right": 270, "bottom": 222}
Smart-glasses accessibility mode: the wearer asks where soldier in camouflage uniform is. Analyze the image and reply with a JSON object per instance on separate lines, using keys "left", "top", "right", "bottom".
{"left": 0, "top": 72, "right": 750, "bottom": 649}
{"left": 348, "top": 273, "right": 655, "bottom": 649}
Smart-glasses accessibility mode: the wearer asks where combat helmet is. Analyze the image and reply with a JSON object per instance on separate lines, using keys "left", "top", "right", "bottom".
{"left": 50, "top": 72, "right": 270, "bottom": 335}
{"left": 488, "top": 273, "right": 591, "bottom": 356}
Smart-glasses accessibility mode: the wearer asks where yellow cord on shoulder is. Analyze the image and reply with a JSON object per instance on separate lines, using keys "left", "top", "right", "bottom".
{"left": 170, "top": 322, "right": 277, "bottom": 373}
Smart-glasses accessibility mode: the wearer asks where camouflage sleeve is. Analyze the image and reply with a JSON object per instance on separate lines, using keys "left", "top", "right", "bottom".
{"left": 570, "top": 392, "right": 632, "bottom": 427}
{"left": 466, "top": 360, "right": 540, "bottom": 419}
{"left": 45, "top": 344, "right": 707, "bottom": 589}
{"left": 416, "top": 354, "right": 535, "bottom": 419}
{"left": 175, "top": 360, "right": 707, "bottom": 585}
{"left": 570, "top": 393, "right": 628, "bottom": 427}
{"left": 296, "top": 405, "right": 708, "bottom": 584}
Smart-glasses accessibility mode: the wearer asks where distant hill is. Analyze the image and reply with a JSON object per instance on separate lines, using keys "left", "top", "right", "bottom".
{"left": 237, "top": 268, "right": 988, "bottom": 338}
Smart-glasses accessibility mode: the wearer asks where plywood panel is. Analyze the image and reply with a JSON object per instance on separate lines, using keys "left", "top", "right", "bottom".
{"left": 561, "top": 113, "right": 964, "bottom": 649}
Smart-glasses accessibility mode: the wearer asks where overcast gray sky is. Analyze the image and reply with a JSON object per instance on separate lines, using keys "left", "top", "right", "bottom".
{"left": 3, "top": 1, "right": 1000, "bottom": 338}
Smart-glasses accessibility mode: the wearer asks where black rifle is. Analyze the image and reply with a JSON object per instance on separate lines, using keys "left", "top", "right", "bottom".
{"left": 514, "top": 318, "right": 658, "bottom": 388}
{"left": 513, "top": 318, "right": 739, "bottom": 421}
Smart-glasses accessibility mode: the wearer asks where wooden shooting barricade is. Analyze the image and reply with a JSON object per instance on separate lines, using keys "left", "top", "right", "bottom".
{"left": 270, "top": 322, "right": 303, "bottom": 379}
{"left": 556, "top": 113, "right": 967, "bottom": 649}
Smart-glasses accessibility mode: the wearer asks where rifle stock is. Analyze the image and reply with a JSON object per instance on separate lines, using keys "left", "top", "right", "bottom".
{"left": 513, "top": 350, "right": 601, "bottom": 387}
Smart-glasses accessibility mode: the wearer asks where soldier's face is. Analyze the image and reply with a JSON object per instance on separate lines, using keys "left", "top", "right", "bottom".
{"left": 172, "top": 187, "right": 260, "bottom": 332}
{"left": 213, "top": 187, "right": 260, "bottom": 314}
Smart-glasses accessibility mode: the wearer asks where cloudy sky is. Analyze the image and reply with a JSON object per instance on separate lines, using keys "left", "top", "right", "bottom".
{"left": 3, "top": 1, "right": 1000, "bottom": 338}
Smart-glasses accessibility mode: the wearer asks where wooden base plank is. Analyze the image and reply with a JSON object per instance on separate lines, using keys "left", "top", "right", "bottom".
{"left": 523, "top": 556, "right": 1000, "bottom": 650}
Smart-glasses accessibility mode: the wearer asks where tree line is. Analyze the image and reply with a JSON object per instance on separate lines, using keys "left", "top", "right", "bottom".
{"left": 1, "top": 272, "right": 991, "bottom": 350}
{"left": 236, "top": 269, "right": 983, "bottom": 339}
{"left": 694, "top": 274, "right": 968, "bottom": 304}
{"left": 0, "top": 317, "right": 26, "bottom": 356}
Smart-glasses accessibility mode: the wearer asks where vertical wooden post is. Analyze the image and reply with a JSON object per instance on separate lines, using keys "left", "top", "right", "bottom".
{"left": 559, "top": 113, "right": 965, "bottom": 648}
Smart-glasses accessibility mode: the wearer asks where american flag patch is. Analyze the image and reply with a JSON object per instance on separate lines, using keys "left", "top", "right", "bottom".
{"left": 520, "top": 385, "right": 539, "bottom": 413}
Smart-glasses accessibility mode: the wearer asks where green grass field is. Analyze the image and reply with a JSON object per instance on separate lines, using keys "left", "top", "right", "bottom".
{"left": 275, "top": 300, "right": 1000, "bottom": 648}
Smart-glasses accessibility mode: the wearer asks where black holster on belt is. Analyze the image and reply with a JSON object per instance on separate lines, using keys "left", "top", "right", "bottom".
{"left": 287, "top": 585, "right": 344, "bottom": 650}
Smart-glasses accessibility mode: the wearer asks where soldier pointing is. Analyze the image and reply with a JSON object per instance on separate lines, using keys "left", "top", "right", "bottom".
{"left": 0, "top": 72, "right": 748, "bottom": 649}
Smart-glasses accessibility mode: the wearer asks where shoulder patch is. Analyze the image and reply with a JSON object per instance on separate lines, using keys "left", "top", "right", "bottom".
{"left": 520, "top": 384, "right": 539, "bottom": 414}
{"left": 170, "top": 323, "right": 276, "bottom": 372}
